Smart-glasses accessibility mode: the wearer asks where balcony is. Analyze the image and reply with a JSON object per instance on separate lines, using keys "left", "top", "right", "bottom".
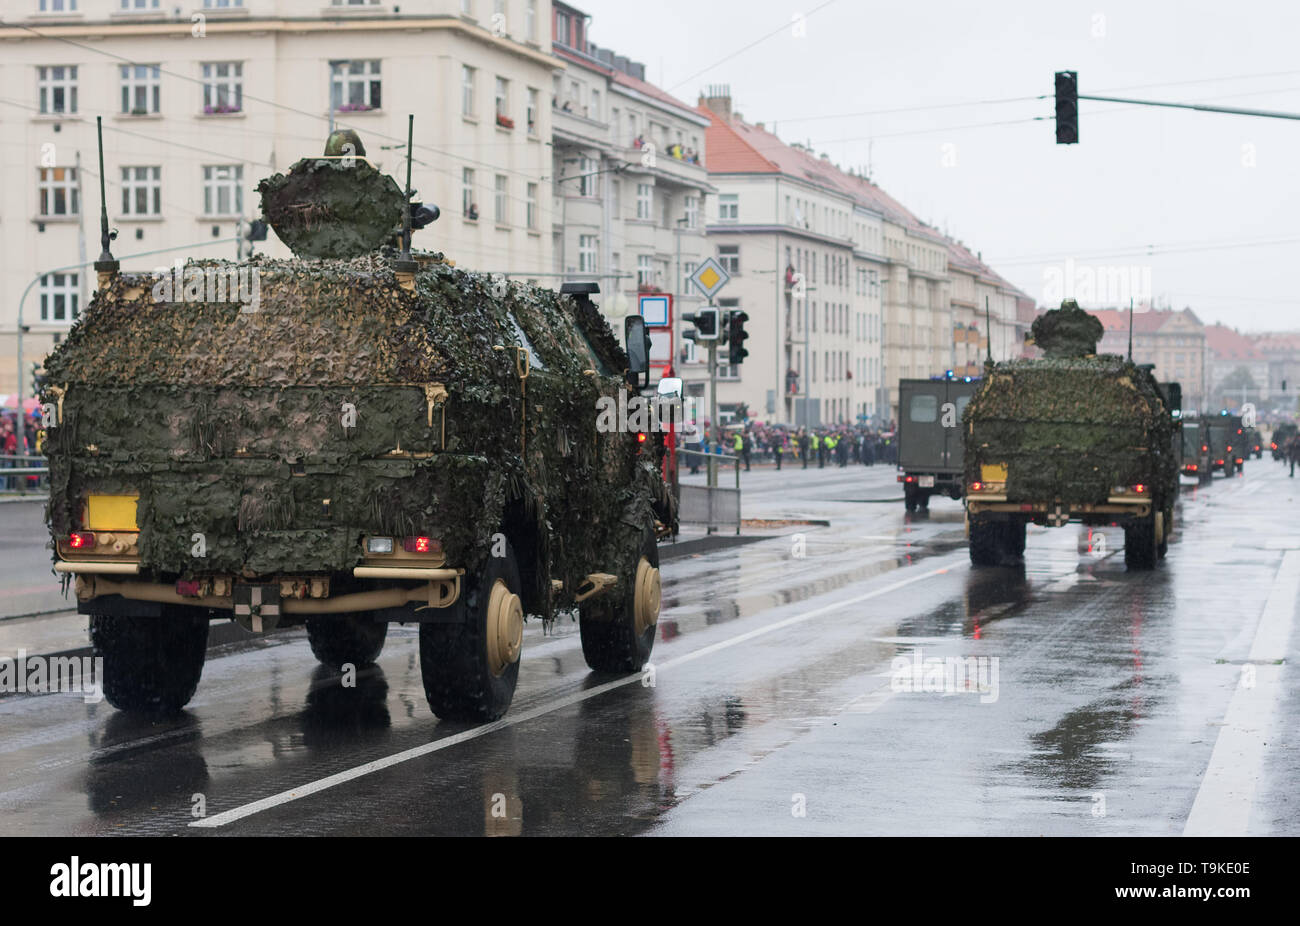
{"left": 616, "top": 144, "right": 710, "bottom": 190}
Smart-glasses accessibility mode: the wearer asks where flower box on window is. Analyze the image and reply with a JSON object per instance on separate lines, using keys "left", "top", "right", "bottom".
{"left": 496, "top": 113, "right": 515, "bottom": 129}
{"left": 203, "top": 103, "right": 242, "bottom": 115}
{"left": 337, "top": 102, "right": 374, "bottom": 113}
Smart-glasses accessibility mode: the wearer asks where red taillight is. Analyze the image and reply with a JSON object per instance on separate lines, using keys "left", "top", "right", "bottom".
{"left": 1186, "top": 465, "right": 1198, "bottom": 472}
{"left": 1272, "top": 443, "right": 1278, "bottom": 450}
{"left": 176, "top": 579, "right": 202, "bottom": 597}
{"left": 971, "top": 481, "right": 984, "bottom": 492}
{"left": 904, "top": 475, "right": 915, "bottom": 483}
{"left": 636, "top": 432, "right": 647, "bottom": 444}
{"left": 403, "top": 536, "right": 441, "bottom": 554}
{"left": 1134, "top": 484, "right": 1146, "bottom": 494}
{"left": 69, "top": 531, "right": 95, "bottom": 549}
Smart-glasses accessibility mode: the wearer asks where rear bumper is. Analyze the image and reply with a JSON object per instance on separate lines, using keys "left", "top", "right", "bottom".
{"left": 967, "top": 498, "right": 1151, "bottom": 523}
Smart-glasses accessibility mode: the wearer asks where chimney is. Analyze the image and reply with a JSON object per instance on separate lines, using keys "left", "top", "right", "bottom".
{"left": 700, "top": 83, "right": 732, "bottom": 120}
{"left": 756, "top": 122, "right": 765, "bottom": 131}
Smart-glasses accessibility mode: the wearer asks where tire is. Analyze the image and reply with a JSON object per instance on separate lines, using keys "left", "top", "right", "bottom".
{"left": 305, "top": 613, "right": 387, "bottom": 670}
{"left": 969, "top": 516, "right": 1005, "bottom": 567}
{"left": 89, "top": 609, "right": 209, "bottom": 714}
{"left": 1124, "top": 513, "right": 1158, "bottom": 569}
{"left": 1157, "top": 505, "right": 1172, "bottom": 558}
{"left": 420, "top": 541, "right": 523, "bottom": 722}
{"left": 917, "top": 490, "right": 931, "bottom": 511}
{"left": 580, "top": 527, "right": 660, "bottom": 673}
{"left": 1006, "top": 519, "right": 1026, "bottom": 556}
{"left": 903, "top": 485, "right": 918, "bottom": 512}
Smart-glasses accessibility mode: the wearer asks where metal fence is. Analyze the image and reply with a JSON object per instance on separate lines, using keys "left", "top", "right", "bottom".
{"left": 0, "top": 454, "right": 48, "bottom": 494}
{"left": 676, "top": 449, "right": 741, "bottom": 535}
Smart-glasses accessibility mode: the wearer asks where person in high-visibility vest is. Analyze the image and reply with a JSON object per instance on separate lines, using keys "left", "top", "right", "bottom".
{"left": 814, "top": 432, "right": 824, "bottom": 468}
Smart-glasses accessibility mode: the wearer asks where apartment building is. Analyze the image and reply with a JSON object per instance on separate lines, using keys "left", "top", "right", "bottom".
{"left": 1, "top": 0, "right": 559, "bottom": 393}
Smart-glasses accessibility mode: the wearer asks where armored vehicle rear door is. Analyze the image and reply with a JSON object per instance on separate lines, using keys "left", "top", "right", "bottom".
{"left": 898, "top": 380, "right": 946, "bottom": 472}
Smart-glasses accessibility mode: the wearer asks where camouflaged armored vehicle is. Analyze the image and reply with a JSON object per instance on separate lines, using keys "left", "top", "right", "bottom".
{"left": 42, "top": 131, "right": 676, "bottom": 720}
{"left": 962, "top": 300, "right": 1178, "bottom": 569}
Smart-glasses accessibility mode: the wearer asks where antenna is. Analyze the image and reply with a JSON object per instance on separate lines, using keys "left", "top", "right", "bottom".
{"left": 93, "top": 116, "right": 118, "bottom": 274}
{"left": 985, "top": 296, "right": 993, "bottom": 364}
{"left": 1127, "top": 297, "right": 1134, "bottom": 361}
{"left": 393, "top": 113, "right": 417, "bottom": 277}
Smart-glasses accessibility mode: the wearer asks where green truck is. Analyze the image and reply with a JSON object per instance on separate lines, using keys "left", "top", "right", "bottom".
{"left": 41, "top": 132, "right": 676, "bottom": 720}
{"left": 962, "top": 301, "right": 1179, "bottom": 569}
{"left": 897, "top": 375, "right": 982, "bottom": 512}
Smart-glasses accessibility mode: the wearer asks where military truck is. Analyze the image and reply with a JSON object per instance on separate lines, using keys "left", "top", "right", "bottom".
{"left": 1244, "top": 426, "right": 1263, "bottom": 459}
{"left": 1272, "top": 422, "right": 1298, "bottom": 460}
{"left": 963, "top": 300, "right": 1178, "bottom": 569}
{"left": 1179, "top": 419, "right": 1212, "bottom": 484}
{"left": 1206, "top": 413, "right": 1244, "bottom": 477}
{"left": 41, "top": 130, "right": 676, "bottom": 720}
{"left": 897, "top": 375, "right": 981, "bottom": 511}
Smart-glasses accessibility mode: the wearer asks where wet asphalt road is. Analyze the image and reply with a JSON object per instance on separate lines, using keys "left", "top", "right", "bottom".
{"left": 1, "top": 459, "right": 1298, "bottom": 836}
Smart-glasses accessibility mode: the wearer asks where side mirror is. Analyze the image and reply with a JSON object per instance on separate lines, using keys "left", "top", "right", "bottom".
{"left": 656, "top": 376, "right": 683, "bottom": 400}
{"left": 624, "top": 315, "right": 651, "bottom": 389}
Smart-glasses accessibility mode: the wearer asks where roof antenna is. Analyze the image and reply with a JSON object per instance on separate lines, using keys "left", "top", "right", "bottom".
{"left": 393, "top": 113, "right": 418, "bottom": 283}
{"left": 985, "top": 295, "right": 993, "bottom": 365}
{"left": 93, "top": 116, "right": 118, "bottom": 277}
{"left": 1127, "top": 297, "right": 1134, "bottom": 362}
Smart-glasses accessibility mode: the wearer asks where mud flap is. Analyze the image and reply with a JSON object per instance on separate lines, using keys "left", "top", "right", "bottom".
{"left": 233, "top": 583, "right": 281, "bottom": 633}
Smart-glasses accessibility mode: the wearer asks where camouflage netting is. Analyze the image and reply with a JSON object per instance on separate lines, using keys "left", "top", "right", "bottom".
{"left": 257, "top": 159, "right": 405, "bottom": 259}
{"left": 42, "top": 253, "right": 665, "bottom": 604}
{"left": 1030, "top": 300, "right": 1104, "bottom": 359}
{"left": 962, "top": 352, "right": 1178, "bottom": 506}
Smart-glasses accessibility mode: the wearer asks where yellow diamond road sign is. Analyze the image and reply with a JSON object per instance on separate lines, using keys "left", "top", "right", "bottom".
{"left": 689, "top": 256, "right": 730, "bottom": 301}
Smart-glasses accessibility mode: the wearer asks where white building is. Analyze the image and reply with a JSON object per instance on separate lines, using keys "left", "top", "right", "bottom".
{"left": 1, "top": 0, "right": 560, "bottom": 394}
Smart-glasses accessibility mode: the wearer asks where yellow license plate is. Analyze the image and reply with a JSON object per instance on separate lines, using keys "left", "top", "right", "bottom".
{"left": 86, "top": 495, "right": 139, "bottom": 531}
{"left": 980, "top": 463, "right": 1009, "bottom": 483}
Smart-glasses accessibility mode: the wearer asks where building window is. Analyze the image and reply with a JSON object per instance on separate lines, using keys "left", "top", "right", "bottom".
{"left": 119, "top": 0, "right": 160, "bottom": 9}
{"left": 525, "top": 0, "right": 537, "bottom": 41}
{"left": 206, "top": 0, "right": 245, "bottom": 7}
{"left": 330, "top": 59, "right": 381, "bottom": 111}
{"left": 495, "top": 76, "right": 510, "bottom": 122}
{"left": 40, "top": 273, "right": 80, "bottom": 324}
{"left": 719, "top": 193, "right": 738, "bottom": 222}
{"left": 120, "top": 166, "right": 160, "bottom": 216}
{"left": 637, "top": 255, "right": 654, "bottom": 287}
{"left": 201, "top": 62, "right": 242, "bottom": 114}
{"left": 526, "top": 182, "right": 538, "bottom": 230}
{"left": 38, "top": 167, "right": 79, "bottom": 217}
{"left": 578, "top": 235, "right": 598, "bottom": 274}
{"left": 555, "top": 12, "right": 570, "bottom": 46}
{"left": 681, "top": 261, "right": 696, "bottom": 295}
{"left": 462, "top": 66, "right": 476, "bottom": 117}
{"left": 119, "top": 64, "right": 160, "bottom": 114}
{"left": 526, "top": 87, "right": 539, "bottom": 135}
{"left": 636, "top": 183, "right": 652, "bottom": 220}
{"left": 684, "top": 195, "right": 699, "bottom": 229}
{"left": 462, "top": 168, "right": 476, "bottom": 218}
{"left": 590, "top": 88, "right": 601, "bottom": 121}
{"left": 461, "top": 0, "right": 473, "bottom": 14}
{"left": 202, "top": 165, "right": 243, "bottom": 216}
{"left": 39, "top": 1, "right": 78, "bottom": 10}
{"left": 37, "top": 66, "right": 77, "bottom": 114}
{"left": 494, "top": 175, "right": 508, "bottom": 225}
{"left": 578, "top": 156, "right": 599, "bottom": 197}
{"left": 718, "top": 244, "right": 739, "bottom": 274}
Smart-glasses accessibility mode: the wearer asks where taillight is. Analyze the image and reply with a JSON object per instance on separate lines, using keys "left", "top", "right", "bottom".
{"left": 971, "top": 481, "right": 984, "bottom": 492}
{"left": 904, "top": 475, "right": 915, "bottom": 483}
{"left": 69, "top": 531, "right": 95, "bottom": 549}
{"left": 1134, "top": 484, "right": 1146, "bottom": 494}
{"left": 636, "top": 432, "right": 647, "bottom": 444}
{"left": 403, "top": 536, "right": 442, "bottom": 554}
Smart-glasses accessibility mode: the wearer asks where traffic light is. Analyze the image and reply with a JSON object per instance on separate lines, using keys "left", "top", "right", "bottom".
{"left": 31, "top": 363, "right": 47, "bottom": 399}
{"left": 726, "top": 310, "right": 749, "bottom": 365}
{"left": 681, "top": 307, "right": 719, "bottom": 342}
{"left": 1055, "top": 71, "right": 1078, "bottom": 144}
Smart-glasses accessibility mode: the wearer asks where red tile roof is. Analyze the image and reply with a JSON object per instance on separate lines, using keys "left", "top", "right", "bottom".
{"left": 1205, "top": 323, "right": 1266, "bottom": 360}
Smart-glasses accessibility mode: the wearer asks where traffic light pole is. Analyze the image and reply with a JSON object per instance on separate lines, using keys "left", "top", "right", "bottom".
{"left": 708, "top": 339, "right": 719, "bottom": 489}
{"left": 1078, "top": 94, "right": 1300, "bottom": 121}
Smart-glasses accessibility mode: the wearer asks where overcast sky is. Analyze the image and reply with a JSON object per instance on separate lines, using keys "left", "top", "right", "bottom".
{"left": 582, "top": 0, "right": 1300, "bottom": 331}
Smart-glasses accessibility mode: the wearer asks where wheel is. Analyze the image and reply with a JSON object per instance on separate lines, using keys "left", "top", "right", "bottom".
{"left": 968, "top": 516, "right": 1006, "bottom": 567}
{"left": 1006, "top": 519, "right": 1026, "bottom": 556}
{"left": 305, "top": 613, "right": 387, "bottom": 669}
{"left": 419, "top": 541, "right": 523, "bottom": 722}
{"left": 1157, "top": 505, "right": 1172, "bottom": 558}
{"left": 1124, "top": 512, "right": 1158, "bottom": 569}
{"left": 903, "top": 485, "right": 918, "bottom": 512}
{"left": 580, "top": 527, "right": 660, "bottom": 673}
{"left": 917, "top": 490, "right": 931, "bottom": 511}
{"left": 89, "top": 609, "right": 209, "bottom": 714}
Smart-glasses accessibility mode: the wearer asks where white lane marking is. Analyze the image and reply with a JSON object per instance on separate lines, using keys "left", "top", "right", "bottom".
{"left": 1183, "top": 549, "right": 1299, "bottom": 836}
{"left": 191, "top": 558, "right": 962, "bottom": 828}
